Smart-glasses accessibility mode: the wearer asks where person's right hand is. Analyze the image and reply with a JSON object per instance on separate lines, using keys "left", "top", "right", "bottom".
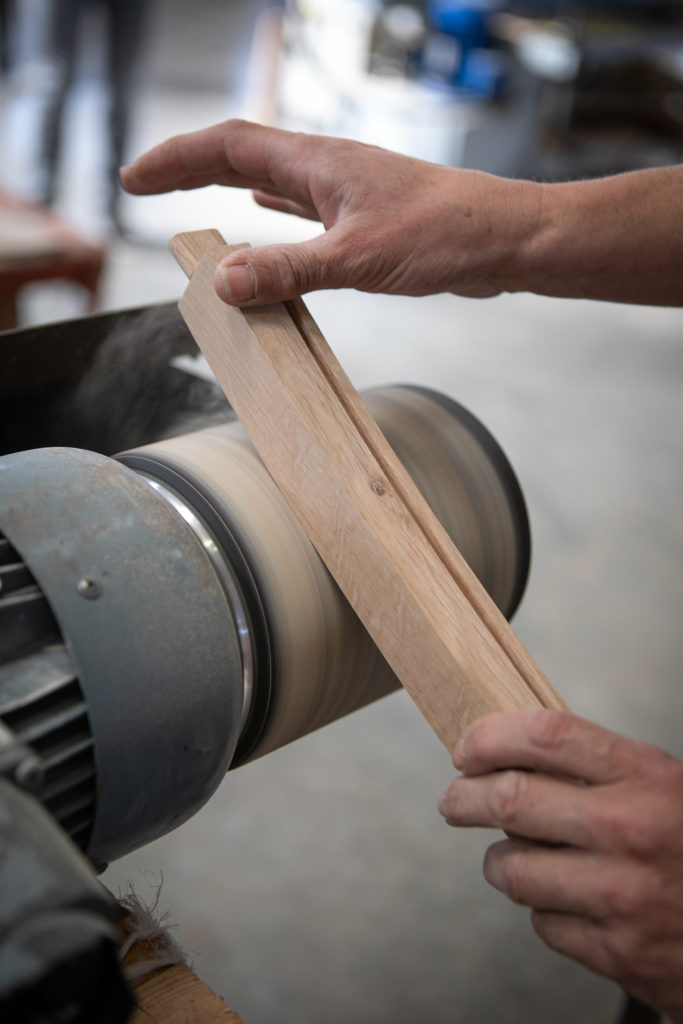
{"left": 120, "top": 118, "right": 539, "bottom": 307}
{"left": 439, "top": 709, "right": 683, "bottom": 1021}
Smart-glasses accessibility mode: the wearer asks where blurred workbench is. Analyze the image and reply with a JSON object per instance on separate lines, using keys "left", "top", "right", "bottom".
{"left": 0, "top": 192, "right": 105, "bottom": 330}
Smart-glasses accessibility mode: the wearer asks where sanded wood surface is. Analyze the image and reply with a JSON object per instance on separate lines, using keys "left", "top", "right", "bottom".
{"left": 129, "top": 964, "right": 244, "bottom": 1023}
{"left": 170, "top": 230, "right": 567, "bottom": 750}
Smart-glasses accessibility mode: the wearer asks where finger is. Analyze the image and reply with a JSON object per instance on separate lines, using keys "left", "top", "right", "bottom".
{"left": 456, "top": 709, "right": 645, "bottom": 785}
{"left": 439, "top": 769, "right": 595, "bottom": 846}
{"left": 120, "top": 123, "right": 249, "bottom": 194}
{"left": 484, "top": 838, "right": 621, "bottom": 918}
{"left": 531, "top": 909, "right": 619, "bottom": 983}
{"left": 253, "top": 189, "right": 321, "bottom": 223}
{"left": 121, "top": 119, "right": 295, "bottom": 196}
{"left": 215, "top": 233, "right": 346, "bottom": 306}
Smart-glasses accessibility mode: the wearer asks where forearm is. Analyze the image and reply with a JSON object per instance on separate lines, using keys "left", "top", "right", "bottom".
{"left": 504, "top": 165, "right": 683, "bottom": 306}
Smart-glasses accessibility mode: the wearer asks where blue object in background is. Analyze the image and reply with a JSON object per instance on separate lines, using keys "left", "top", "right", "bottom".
{"left": 421, "top": 0, "right": 506, "bottom": 98}
{"left": 428, "top": 0, "right": 497, "bottom": 47}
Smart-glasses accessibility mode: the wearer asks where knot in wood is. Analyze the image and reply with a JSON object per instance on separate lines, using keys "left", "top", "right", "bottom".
{"left": 371, "top": 479, "right": 387, "bottom": 497}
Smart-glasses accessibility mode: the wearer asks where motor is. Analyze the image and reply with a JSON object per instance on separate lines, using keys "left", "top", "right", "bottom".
{"left": 0, "top": 304, "right": 530, "bottom": 1021}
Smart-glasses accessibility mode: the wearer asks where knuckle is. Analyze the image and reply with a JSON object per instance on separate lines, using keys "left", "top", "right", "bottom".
{"left": 321, "top": 135, "right": 350, "bottom": 160}
{"left": 602, "top": 804, "right": 663, "bottom": 860}
{"left": 275, "top": 247, "right": 318, "bottom": 296}
{"left": 285, "top": 248, "right": 311, "bottom": 291}
{"left": 528, "top": 708, "right": 573, "bottom": 750}
{"left": 604, "top": 927, "right": 656, "bottom": 986}
{"left": 460, "top": 717, "right": 492, "bottom": 769}
{"left": 596, "top": 864, "right": 635, "bottom": 919}
{"left": 606, "top": 870, "right": 653, "bottom": 921}
{"left": 488, "top": 770, "right": 527, "bottom": 829}
{"left": 439, "top": 787, "right": 456, "bottom": 824}
{"left": 598, "top": 879, "right": 626, "bottom": 920}
{"left": 589, "top": 931, "right": 634, "bottom": 986}
{"left": 486, "top": 848, "right": 527, "bottom": 905}
{"left": 530, "top": 909, "right": 561, "bottom": 951}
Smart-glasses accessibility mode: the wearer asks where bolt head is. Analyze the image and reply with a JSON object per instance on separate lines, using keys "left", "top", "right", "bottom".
{"left": 77, "top": 577, "right": 102, "bottom": 599}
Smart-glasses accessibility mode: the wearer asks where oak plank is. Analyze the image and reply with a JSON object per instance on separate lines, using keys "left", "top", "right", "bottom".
{"left": 172, "top": 233, "right": 567, "bottom": 750}
{"left": 284, "top": 295, "right": 563, "bottom": 713}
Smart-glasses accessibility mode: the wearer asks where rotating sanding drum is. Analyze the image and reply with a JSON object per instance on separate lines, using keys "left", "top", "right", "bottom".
{"left": 0, "top": 385, "right": 529, "bottom": 866}
{"left": 119, "top": 384, "right": 530, "bottom": 763}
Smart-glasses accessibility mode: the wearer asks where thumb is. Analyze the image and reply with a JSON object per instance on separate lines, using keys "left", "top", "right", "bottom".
{"left": 214, "top": 237, "right": 339, "bottom": 307}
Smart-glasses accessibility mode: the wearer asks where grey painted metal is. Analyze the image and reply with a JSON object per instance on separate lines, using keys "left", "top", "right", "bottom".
{"left": 0, "top": 777, "right": 134, "bottom": 1020}
{"left": 0, "top": 636, "right": 74, "bottom": 715}
{"left": 0, "top": 718, "right": 44, "bottom": 791}
{"left": 0, "top": 447, "right": 244, "bottom": 866}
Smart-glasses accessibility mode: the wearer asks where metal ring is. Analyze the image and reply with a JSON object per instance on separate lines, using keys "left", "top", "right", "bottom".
{"left": 138, "top": 474, "right": 254, "bottom": 738}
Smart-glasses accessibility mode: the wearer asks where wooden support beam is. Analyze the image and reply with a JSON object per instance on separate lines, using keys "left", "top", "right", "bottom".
{"left": 170, "top": 230, "right": 567, "bottom": 751}
{"left": 119, "top": 897, "right": 245, "bottom": 1023}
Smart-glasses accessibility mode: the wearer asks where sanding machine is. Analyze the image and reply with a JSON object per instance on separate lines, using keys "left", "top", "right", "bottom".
{"left": 0, "top": 302, "right": 531, "bottom": 1021}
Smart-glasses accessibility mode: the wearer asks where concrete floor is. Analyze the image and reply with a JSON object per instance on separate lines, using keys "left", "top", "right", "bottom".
{"left": 2, "top": 2, "right": 683, "bottom": 1021}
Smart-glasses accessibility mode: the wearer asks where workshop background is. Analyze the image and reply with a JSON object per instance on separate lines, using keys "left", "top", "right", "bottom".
{"left": 1, "top": 1, "right": 682, "bottom": 1022}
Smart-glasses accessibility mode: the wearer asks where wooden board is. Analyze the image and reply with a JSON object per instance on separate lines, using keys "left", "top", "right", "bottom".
{"left": 119, "top": 897, "right": 245, "bottom": 1024}
{"left": 129, "top": 964, "right": 244, "bottom": 1023}
{"left": 171, "top": 231, "right": 567, "bottom": 750}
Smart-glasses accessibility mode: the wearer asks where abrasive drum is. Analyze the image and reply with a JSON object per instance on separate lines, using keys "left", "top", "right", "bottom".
{"left": 118, "top": 385, "right": 529, "bottom": 766}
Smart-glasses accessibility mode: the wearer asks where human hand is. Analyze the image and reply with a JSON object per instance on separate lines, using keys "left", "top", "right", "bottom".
{"left": 120, "top": 118, "right": 539, "bottom": 307}
{"left": 438, "top": 708, "right": 683, "bottom": 1021}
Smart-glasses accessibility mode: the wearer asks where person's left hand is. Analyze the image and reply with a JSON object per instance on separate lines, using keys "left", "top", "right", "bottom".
{"left": 438, "top": 708, "right": 683, "bottom": 1020}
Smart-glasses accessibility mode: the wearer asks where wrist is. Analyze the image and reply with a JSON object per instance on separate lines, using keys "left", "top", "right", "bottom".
{"left": 489, "top": 175, "right": 630, "bottom": 301}
{"left": 439, "top": 169, "right": 546, "bottom": 299}
{"left": 484, "top": 176, "right": 546, "bottom": 297}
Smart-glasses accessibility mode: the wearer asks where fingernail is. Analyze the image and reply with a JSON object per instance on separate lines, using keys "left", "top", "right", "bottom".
{"left": 452, "top": 739, "right": 464, "bottom": 771}
{"left": 438, "top": 789, "right": 450, "bottom": 817}
{"left": 220, "top": 263, "right": 256, "bottom": 305}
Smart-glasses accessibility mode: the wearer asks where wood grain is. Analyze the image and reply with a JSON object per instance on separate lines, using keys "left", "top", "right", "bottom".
{"left": 129, "top": 964, "right": 244, "bottom": 1023}
{"left": 171, "top": 230, "right": 567, "bottom": 750}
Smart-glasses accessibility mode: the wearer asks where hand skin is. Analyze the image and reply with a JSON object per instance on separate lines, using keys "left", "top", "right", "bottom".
{"left": 438, "top": 709, "right": 683, "bottom": 1020}
{"left": 121, "top": 119, "right": 683, "bottom": 309}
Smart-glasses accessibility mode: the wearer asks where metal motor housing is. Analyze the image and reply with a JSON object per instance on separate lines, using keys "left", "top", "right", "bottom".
{"left": 0, "top": 448, "right": 243, "bottom": 867}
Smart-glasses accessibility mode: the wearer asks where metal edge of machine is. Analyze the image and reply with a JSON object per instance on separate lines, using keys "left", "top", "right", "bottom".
{"left": 0, "top": 446, "right": 245, "bottom": 869}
